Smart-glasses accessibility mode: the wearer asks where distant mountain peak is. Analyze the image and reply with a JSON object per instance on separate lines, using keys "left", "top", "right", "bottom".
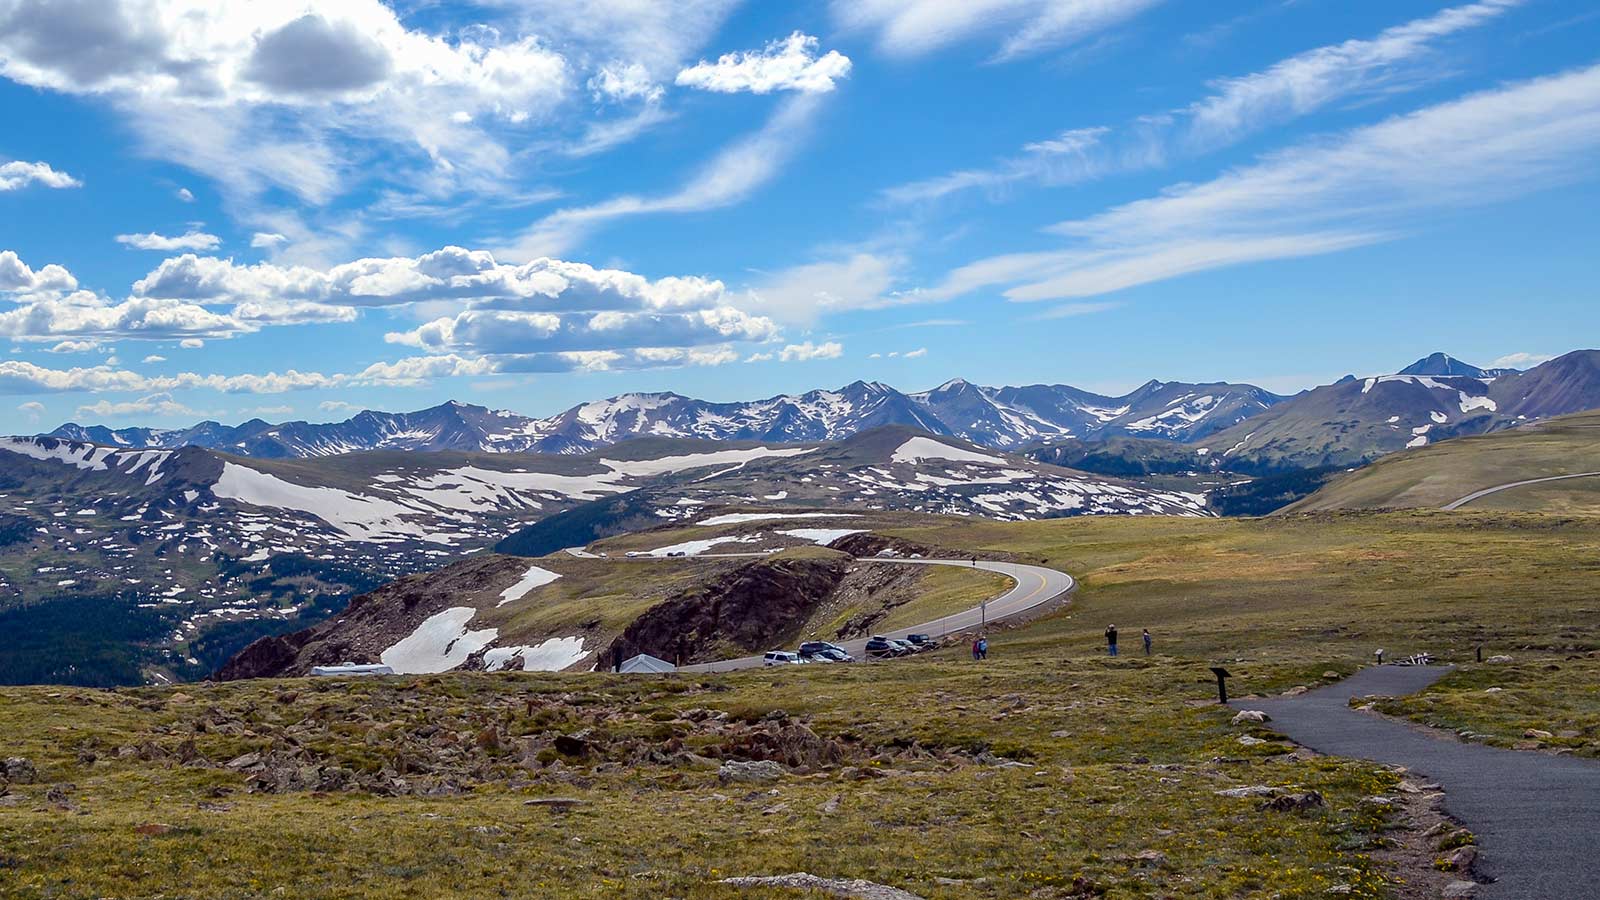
{"left": 1398, "top": 352, "right": 1489, "bottom": 378}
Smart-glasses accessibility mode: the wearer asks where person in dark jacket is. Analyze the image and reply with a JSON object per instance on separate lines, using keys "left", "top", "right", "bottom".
{"left": 1142, "top": 629, "right": 1153, "bottom": 656}
{"left": 1105, "top": 625, "right": 1119, "bottom": 657}
{"left": 978, "top": 636, "right": 989, "bottom": 660}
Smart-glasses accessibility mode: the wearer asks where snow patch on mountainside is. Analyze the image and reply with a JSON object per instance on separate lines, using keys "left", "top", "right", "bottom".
{"left": 699, "top": 512, "right": 861, "bottom": 526}
{"left": 212, "top": 462, "right": 447, "bottom": 545}
{"left": 891, "top": 437, "right": 1006, "bottom": 465}
{"left": 497, "top": 565, "right": 562, "bottom": 607}
{"left": 483, "top": 636, "right": 587, "bottom": 672}
{"left": 381, "top": 607, "right": 499, "bottom": 674}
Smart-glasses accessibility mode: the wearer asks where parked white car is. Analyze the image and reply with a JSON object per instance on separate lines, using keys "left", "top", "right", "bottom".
{"left": 762, "top": 650, "right": 807, "bottom": 666}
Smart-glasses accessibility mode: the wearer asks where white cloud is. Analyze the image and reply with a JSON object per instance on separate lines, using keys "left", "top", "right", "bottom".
{"left": 143, "top": 354, "right": 167, "bottom": 363}
{"left": 388, "top": 307, "right": 778, "bottom": 354}
{"left": 250, "top": 232, "right": 289, "bottom": 250}
{"left": 779, "top": 340, "right": 843, "bottom": 362}
{"left": 676, "top": 32, "right": 851, "bottom": 95}
{"left": 318, "top": 399, "right": 358, "bottom": 413}
{"left": 883, "top": 2, "right": 1521, "bottom": 206}
{"left": 176, "top": 187, "right": 195, "bottom": 202}
{"left": 588, "top": 62, "right": 663, "bottom": 104}
{"left": 17, "top": 400, "right": 45, "bottom": 422}
{"left": 0, "top": 159, "right": 81, "bottom": 191}
{"left": 250, "top": 404, "right": 294, "bottom": 416}
{"left": 47, "top": 340, "right": 100, "bottom": 353}
{"left": 1183, "top": 0, "right": 1525, "bottom": 149}
{"left": 0, "top": 1, "right": 569, "bottom": 204}
{"left": 932, "top": 63, "right": 1600, "bottom": 302}
{"left": 180, "top": 338, "right": 204, "bottom": 349}
{"left": 1035, "top": 300, "right": 1121, "bottom": 319}
{"left": 0, "top": 360, "right": 158, "bottom": 394}
{"left": 834, "top": 0, "right": 1163, "bottom": 61}
{"left": 1490, "top": 352, "right": 1555, "bottom": 369}
{"left": 741, "top": 253, "right": 904, "bottom": 323}
{"left": 508, "top": 94, "right": 825, "bottom": 258}
{"left": 903, "top": 347, "right": 928, "bottom": 358}
{"left": 116, "top": 230, "right": 223, "bottom": 252}
{"left": 76, "top": 392, "right": 198, "bottom": 419}
{"left": 0, "top": 250, "right": 79, "bottom": 293}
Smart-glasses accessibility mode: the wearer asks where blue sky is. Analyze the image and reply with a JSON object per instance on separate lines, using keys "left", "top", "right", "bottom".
{"left": 1, "top": 0, "right": 1597, "bottom": 432}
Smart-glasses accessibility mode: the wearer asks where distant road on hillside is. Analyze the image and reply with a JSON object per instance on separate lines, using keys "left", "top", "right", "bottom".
{"left": 679, "top": 558, "right": 1075, "bottom": 673}
{"left": 1442, "top": 472, "right": 1600, "bottom": 510}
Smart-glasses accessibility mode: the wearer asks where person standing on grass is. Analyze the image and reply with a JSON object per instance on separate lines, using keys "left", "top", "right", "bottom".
{"left": 978, "top": 636, "right": 989, "bottom": 660}
{"left": 1142, "top": 629, "right": 1153, "bottom": 656}
{"left": 972, "top": 637, "right": 982, "bottom": 661}
{"left": 1105, "top": 624, "right": 1118, "bottom": 657}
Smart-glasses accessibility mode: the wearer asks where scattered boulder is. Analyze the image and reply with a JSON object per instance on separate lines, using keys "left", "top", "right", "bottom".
{"left": 1523, "top": 729, "right": 1554, "bottom": 740}
{"left": 1, "top": 758, "right": 36, "bottom": 784}
{"left": 1442, "top": 881, "right": 1479, "bottom": 898}
{"left": 1438, "top": 845, "right": 1478, "bottom": 872}
{"left": 1231, "top": 710, "right": 1270, "bottom": 725}
{"left": 1485, "top": 655, "right": 1513, "bottom": 664}
{"left": 719, "top": 760, "right": 784, "bottom": 785}
{"left": 1215, "top": 785, "right": 1281, "bottom": 799}
{"left": 719, "top": 873, "right": 924, "bottom": 899}
{"left": 1258, "top": 791, "right": 1324, "bottom": 813}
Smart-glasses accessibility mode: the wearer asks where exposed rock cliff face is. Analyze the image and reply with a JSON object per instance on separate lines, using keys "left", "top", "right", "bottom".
{"left": 216, "top": 554, "right": 533, "bottom": 680}
{"left": 598, "top": 556, "right": 852, "bottom": 669}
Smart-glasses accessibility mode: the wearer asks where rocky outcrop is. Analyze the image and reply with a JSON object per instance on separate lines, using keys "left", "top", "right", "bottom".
{"left": 597, "top": 556, "right": 851, "bottom": 669}
{"left": 216, "top": 553, "right": 534, "bottom": 680}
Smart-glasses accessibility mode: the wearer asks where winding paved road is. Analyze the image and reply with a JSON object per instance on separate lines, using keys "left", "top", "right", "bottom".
{"left": 669, "top": 558, "right": 1076, "bottom": 673}
{"left": 1244, "top": 666, "right": 1600, "bottom": 899}
{"left": 1442, "top": 471, "right": 1600, "bottom": 510}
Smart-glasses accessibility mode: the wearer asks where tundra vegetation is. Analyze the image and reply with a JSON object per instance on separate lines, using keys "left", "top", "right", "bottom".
{"left": 2, "top": 509, "right": 1595, "bottom": 898}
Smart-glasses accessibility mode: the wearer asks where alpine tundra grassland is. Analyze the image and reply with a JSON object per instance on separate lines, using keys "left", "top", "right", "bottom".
{"left": 2, "top": 510, "right": 1596, "bottom": 899}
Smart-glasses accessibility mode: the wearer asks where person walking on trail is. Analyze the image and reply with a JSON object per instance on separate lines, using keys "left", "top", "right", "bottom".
{"left": 1105, "top": 624, "right": 1119, "bottom": 657}
{"left": 1142, "top": 629, "right": 1153, "bottom": 656}
{"left": 972, "top": 637, "right": 982, "bottom": 661}
{"left": 978, "top": 636, "right": 989, "bottom": 660}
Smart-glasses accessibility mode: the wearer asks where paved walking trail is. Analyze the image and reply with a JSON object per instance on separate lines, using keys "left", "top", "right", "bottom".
{"left": 1442, "top": 471, "right": 1600, "bottom": 510}
{"left": 1244, "top": 666, "right": 1600, "bottom": 899}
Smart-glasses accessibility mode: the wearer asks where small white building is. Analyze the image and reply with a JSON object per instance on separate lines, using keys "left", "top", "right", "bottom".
{"left": 310, "top": 663, "right": 395, "bottom": 677}
{"left": 618, "top": 653, "right": 676, "bottom": 674}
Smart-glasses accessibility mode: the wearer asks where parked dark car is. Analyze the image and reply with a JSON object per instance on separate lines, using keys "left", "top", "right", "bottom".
{"left": 820, "top": 648, "right": 854, "bottom": 662}
{"left": 905, "top": 633, "right": 933, "bottom": 647}
{"left": 799, "top": 641, "right": 847, "bottom": 659}
{"left": 864, "top": 636, "right": 897, "bottom": 658}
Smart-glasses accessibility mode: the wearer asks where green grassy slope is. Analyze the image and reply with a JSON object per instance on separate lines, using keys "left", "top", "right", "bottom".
{"left": 1284, "top": 409, "right": 1600, "bottom": 513}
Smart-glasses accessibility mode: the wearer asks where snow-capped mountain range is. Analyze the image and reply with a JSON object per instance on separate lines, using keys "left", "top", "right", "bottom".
{"left": 48, "top": 377, "right": 1283, "bottom": 458}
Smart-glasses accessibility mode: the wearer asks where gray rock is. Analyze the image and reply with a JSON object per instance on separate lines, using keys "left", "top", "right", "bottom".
{"left": 1442, "top": 881, "right": 1479, "bottom": 898}
{"left": 1231, "top": 710, "right": 1270, "bottom": 725}
{"left": 719, "top": 760, "right": 784, "bottom": 784}
{"left": 2, "top": 757, "right": 37, "bottom": 784}
{"left": 720, "top": 873, "right": 923, "bottom": 899}
{"left": 1215, "top": 785, "right": 1281, "bottom": 799}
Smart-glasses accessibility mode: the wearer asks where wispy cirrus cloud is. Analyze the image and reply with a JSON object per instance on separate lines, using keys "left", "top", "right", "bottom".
{"left": 505, "top": 93, "right": 826, "bottom": 258}
{"left": 885, "top": 0, "right": 1525, "bottom": 205}
{"left": 834, "top": 0, "right": 1164, "bottom": 61}
{"left": 931, "top": 62, "right": 1600, "bottom": 302}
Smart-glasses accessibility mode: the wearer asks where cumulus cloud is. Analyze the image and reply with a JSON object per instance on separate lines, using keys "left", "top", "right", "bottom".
{"left": 1490, "top": 352, "right": 1555, "bottom": 369}
{"left": 250, "top": 232, "right": 288, "bottom": 250}
{"left": 180, "top": 338, "right": 204, "bottom": 349}
{"left": 318, "top": 399, "right": 358, "bottom": 413}
{"left": 76, "top": 392, "right": 198, "bottom": 419}
{"left": 47, "top": 340, "right": 99, "bottom": 353}
{"left": 676, "top": 32, "right": 851, "bottom": 95}
{"left": 388, "top": 307, "right": 777, "bottom": 354}
{"left": 0, "top": 1, "right": 569, "bottom": 203}
{"left": 903, "top": 347, "right": 928, "bottom": 358}
{"left": 143, "top": 354, "right": 167, "bottom": 363}
{"left": 0, "top": 159, "right": 81, "bottom": 191}
{"left": 17, "top": 400, "right": 45, "bottom": 422}
{"left": 834, "top": 0, "right": 1163, "bottom": 61}
{"left": 779, "top": 340, "right": 843, "bottom": 362}
{"left": 0, "top": 250, "right": 79, "bottom": 293}
{"left": 116, "top": 230, "right": 223, "bottom": 252}
{"left": 176, "top": 187, "right": 195, "bottom": 202}
{"left": 588, "top": 62, "right": 663, "bottom": 103}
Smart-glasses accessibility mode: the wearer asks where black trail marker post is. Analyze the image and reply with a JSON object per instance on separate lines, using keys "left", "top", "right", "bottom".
{"left": 1210, "top": 666, "right": 1232, "bottom": 704}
